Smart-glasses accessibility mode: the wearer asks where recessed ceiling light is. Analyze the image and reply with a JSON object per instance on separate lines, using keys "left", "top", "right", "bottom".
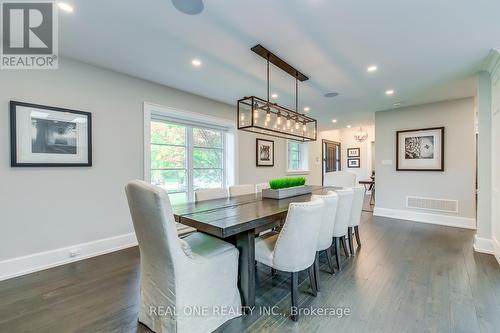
{"left": 57, "top": 2, "right": 74, "bottom": 13}
{"left": 385, "top": 89, "right": 395, "bottom": 95}
{"left": 331, "top": 119, "right": 337, "bottom": 123}
{"left": 304, "top": 107, "right": 310, "bottom": 112}
{"left": 191, "top": 59, "right": 202, "bottom": 67}
{"left": 346, "top": 125, "right": 351, "bottom": 128}
{"left": 367, "top": 65, "right": 378, "bottom": 72}
{"left": 271, "top": 93, "right": 278, "bottom": 99}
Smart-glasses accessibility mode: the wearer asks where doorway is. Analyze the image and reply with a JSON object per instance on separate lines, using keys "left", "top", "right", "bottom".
{"left": 322, "top": 139, "right": 341, "bottom": 185}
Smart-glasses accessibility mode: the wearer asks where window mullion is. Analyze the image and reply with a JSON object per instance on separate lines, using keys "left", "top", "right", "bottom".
{"left": 187, "top": 126, "right": 194, "bottom": 202}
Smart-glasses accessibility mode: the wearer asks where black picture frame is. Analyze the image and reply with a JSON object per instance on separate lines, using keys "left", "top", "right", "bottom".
{"left": 256, "top": 138, "right": 274, "bottom": 167}
{"left": 347, "top": 158, "right": 360, "bottom": 168}
{"left": 10, "top": 101, "right": 92, "bottom": 167}
{"left": 347, "top": 147, "right": 360, "bottom": 158}
{"left": 396, "top": 127, "right": 444, "bottom": 171}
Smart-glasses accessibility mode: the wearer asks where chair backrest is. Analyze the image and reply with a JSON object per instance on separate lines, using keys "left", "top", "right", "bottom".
{"left": 324, "top": 171, "right": 357, "bottom": 187}
{"left": 255, "top": 182, "right": 270, "bottom": 193}
{"left": 229, "top": 184, "right": 255, "bottom": 197}
{"left": 125, "top": 180, "right": 185, "bottom": 278}
{"left": 348, "top": 186, "right": 365, "bottom": 227}
{"left": 332, "top": 188, "right": 354, "bottom": 237}
{"left": 311, "top": 191, "right": 339, "bottom": 251}
{"left": 194, "top": 188, "right": 228, "bottom": 202}
{"left": 273, "top": 199, "right": 325, "bottom": 272}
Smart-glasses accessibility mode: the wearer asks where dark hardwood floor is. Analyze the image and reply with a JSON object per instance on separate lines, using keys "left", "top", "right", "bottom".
{"left": 1, "top": 205, "right": 500, "bottom": 333}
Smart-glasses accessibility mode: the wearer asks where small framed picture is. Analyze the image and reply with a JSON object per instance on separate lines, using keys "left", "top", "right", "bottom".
{"left": 10, "top": 101, "right": 92, "bottom": 167}
{"left": 256, "top": 138, "right": 274, "bottom": 167}
{"left": 347, "top": 148, "right": 360, "bottom": 157}
{"left": 347, "top": 158, "right": 360, "bottom": 168}
{"left": 396, "top": 127, "right": 444, "bottom": 171}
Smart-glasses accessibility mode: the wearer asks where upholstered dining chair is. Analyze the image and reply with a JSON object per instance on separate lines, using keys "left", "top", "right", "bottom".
{"left": 194, "top": 188, "right": 228, "bottom": 202}
{"left": 310, "top": 191, "right": 339, "bottom": 291}
{"left": 125, "top": 180, "right": 241, "bottom": 333}
{"left": 347, "top": 186, "right": 365, "bottom": 255}
{"left": 255, "top": 182, "right": 270, "bottom": 193}
{"left": 323, "top": 171, "right": 357, "bottom": 188}
{"left": 229, "top": 184, "right": 255, "bottom": 197}
{"left": 254, "top": 199, "right": 325, "bottom": 321}
{"left": 331, "top": 188, "right": 354, "bottom": 270}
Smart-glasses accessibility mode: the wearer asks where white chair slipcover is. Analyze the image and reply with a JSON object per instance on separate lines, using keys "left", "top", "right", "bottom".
{"left": 194, "top": 188, "right": 228, "bottom": 202}
{"left": 331, "top": 188, "right": 354, "bottom": 269}
{"left": 347, "top": 186, "right": 365, "bottom": 254}
{"left": 125, "top": 180, "right": 241, "bottom": 333}
{"left": 323, "top": 171, "right": 357, "bottom": 188}
{"left": 254, "top": 199, "right": 325, "bottom": 321}
{"left": 310, "top": 191, "right": 339, "bottom": 280}
{"left": 228, "top": 184, "right": 255, "bottom": 197}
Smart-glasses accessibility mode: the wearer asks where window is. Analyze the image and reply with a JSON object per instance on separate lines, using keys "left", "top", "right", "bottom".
{"left": 150, "top": 120, "right": 226, "bottom": 204}
{"left": 287, "top": 140, "right": 309, "bottom": 173}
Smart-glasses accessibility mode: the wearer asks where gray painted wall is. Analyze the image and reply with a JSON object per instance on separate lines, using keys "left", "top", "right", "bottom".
{"left": 375, "top": 98, "right": 476, "bottom": 219}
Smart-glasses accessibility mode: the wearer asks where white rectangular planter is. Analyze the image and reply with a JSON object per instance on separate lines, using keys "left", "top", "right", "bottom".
{"left": 262, "top": 185, "right": 312, "bottom": 199}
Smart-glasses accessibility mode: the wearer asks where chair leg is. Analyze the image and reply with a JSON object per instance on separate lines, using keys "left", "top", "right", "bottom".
{"left": 354, "top": 225, "right": 361, "bottom": 247}
{"left": 271, "top": 268, "right": 277, "bottom": 276}
{"left": 291, "top": 272, "right": 298, "bottom": 321}
{"left": 333, "top": 237, "right": 341, "bottom": 270}
{"left": 308, "top": 265, "right": 317, "bottom": 297}
{"left": 325, "top": 248, "right": 335, "bottom": 274}
{"left": 347, "top": 227, "right": 354, "bottom": 256}
{"left": 341, "top": 235, "right": 349, "bottom": 257}
{"left": 314, "top": 252, "right": 320, "bottom": 291}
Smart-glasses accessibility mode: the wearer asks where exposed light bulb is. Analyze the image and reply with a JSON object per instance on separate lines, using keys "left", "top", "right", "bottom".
{"left": 277, "top": 114, "right": 281, "bottom": 125}
{"left": 286, "top": 118, "right": 291, "bottom": 128}
{"left": 253, "top": 109, "right": 259, "bottom": 119}
{"left": 266, "top": 111, "right": 271, "bottom": 121}
{"left": 295, "top": 122, "right": 299, "bottom": 130}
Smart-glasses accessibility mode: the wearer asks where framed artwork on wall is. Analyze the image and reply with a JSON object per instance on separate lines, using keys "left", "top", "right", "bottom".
{"left": 10, "top": 101, "right": 92, "bottom": 167}
{"left": 347, "top": 158, "right": 360, "bottom": 168}
{"left": 396, "top": 127, "right": 444, "bottom": 171}
{"left": 347, "top": 147, "right": 360, "bottom": 157}
{"left": 256, "top": 138, "right": 274, "bottom": 167}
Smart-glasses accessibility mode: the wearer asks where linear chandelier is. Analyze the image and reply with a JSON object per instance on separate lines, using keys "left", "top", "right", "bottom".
{"left": 237, "top": 45, "right": 317, "bottom": 142}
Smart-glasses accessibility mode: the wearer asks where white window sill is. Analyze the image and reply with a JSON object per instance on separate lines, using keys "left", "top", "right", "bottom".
{"left": 286, "top": 170, "right": 310, "bottom": 175}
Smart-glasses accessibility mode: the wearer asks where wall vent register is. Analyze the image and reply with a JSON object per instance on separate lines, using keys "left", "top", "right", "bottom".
{"left": 406, "top": 196, "right": 458, "bottom": 213}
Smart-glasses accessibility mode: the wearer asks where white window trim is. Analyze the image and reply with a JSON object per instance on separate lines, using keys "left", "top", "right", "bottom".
{"left": 143, "top": 102, "right": 238, "bottom": 199}
{"left": 286, "top": 140, "right": 310, "bottom": 175}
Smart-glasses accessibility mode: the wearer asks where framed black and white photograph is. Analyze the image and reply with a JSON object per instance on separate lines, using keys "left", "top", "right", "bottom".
{"left": 347, "top": 147, "right": 360, "bottom": 158}
{"left": 347, "top": 158, "right": 360, "bottom": 168}
{"left": 396, "top": 127, "right": 444, "bottom": 171}
{"left": 256, "top": 138, "right": 274, "bottom": 167}
{"left": 10, "top": 101, "right": 92, "bottom": 167}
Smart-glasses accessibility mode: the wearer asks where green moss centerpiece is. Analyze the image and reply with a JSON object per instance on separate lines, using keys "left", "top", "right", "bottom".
{"left": 263, "top": 177, "right": 312, "bottom": 199}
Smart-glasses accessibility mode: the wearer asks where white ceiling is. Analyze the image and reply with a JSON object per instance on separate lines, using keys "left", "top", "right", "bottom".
{"left": 59, "top": 0, "right": 500, "bottom": 129}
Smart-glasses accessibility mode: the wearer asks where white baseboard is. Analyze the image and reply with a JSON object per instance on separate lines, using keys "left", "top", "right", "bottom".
{"left": 473, "top": 235, "right": 495, "bottom": 254}
{"left": 373, "top": 207, "right": 476, "bottom": 230}
{"left": 493, "top": 237, "right": 500, "bottom": 265}
{"left": 0, "top": 233, "right": 138, "bottom": 282}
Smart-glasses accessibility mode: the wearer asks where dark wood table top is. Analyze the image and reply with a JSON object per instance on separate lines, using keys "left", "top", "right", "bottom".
{"left": 172, "top": 186, "right": 338, "bottom": 238}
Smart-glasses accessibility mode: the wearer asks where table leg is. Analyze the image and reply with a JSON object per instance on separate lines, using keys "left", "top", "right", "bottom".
{"left": 234, "top": 230, "right": 256, "bottom": 308}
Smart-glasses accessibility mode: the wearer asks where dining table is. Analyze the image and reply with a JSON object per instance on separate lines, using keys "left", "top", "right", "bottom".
{"left": 172, "top": 185, "right": 338, "bottom": 308}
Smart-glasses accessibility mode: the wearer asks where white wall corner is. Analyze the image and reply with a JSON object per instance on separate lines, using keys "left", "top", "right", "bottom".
{"left": 473, "top": 234, "right": 495, "bottom": 254}
{"left": 0, "top": 233, "right": 138, "bottom": 282}
{"left": 482, "top": 49, "right": 500, "bottom": 75}
{"left": 373, "top": 206, "right": 476, "bottom": 230}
